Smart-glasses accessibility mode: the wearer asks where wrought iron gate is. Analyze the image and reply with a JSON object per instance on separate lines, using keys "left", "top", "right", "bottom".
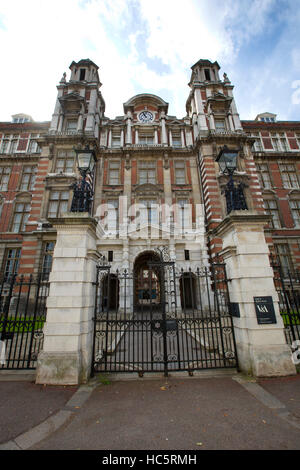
{"left": 271, "top": 256, "right": 300, "bottom": 346}
{"left": 0, "top": 274, "right": 49, "bottom": 369}
{"left": 92, "top": 258, "right": 238, "bottom": 376}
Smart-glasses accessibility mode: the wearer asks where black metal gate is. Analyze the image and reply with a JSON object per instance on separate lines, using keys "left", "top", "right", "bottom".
{"left": 271, "top": 257, "right": 300, "bottom": 346}
{"left": 92, "top": 259, "right": 238, "bottom": 376}
{"left": 0, "top": 274, "right": 49, "bottom": 369}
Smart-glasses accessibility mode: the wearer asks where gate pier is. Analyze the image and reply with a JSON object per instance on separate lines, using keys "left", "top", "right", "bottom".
{"left": 36, "top": 213, "right": 99, "bottom": 385}
{"left": 215, "top": 211, "right": 296, "bottom": 377}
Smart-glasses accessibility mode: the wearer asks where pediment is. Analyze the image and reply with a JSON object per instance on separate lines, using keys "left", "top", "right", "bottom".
{"left": 59, "top": 92, "right": 85, "bottom": 112}
{"left": 133, "top": 183, "right": 163, "bottom": 194}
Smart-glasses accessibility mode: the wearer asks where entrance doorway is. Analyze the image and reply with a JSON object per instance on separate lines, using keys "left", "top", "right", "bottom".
{"left": 101, "top": 273, "right": 119, "bottom": 311}
{"left": 179, "top": 272, "right": 197, "bottom": 310}
{"left": 133, "top": 251, "right": 161, "bottom": 311}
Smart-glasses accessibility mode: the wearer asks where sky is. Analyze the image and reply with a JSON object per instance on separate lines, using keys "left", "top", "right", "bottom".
{"left": 0, "top": 0, "right": 300, "bottom": 123}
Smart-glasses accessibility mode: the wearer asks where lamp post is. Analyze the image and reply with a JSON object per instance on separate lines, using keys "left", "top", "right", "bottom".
{"left": 216, "top": 145, "right": 247, "bottom": 214}
{"left": 70, "top": 145, "right": 96, "bottom": 214}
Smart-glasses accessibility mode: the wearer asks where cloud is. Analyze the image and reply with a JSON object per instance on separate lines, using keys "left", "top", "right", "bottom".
{"left": 0, "top": 0, "right": 299, "bottom": 122}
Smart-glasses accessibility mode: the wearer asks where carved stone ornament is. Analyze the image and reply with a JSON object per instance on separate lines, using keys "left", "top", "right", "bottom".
{"left": 125, "top": 153, "right": 131, "bottom": 170}
{"left": 163, "top": 153, "right": 169, "bottom": 169}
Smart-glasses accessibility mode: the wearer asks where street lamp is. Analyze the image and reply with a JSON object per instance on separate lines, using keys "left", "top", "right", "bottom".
{"left": 216, "top": 145, "right": 247, "bottom": 214}
{"left": 70, "top": 145, "right": 96, "bottom": 213}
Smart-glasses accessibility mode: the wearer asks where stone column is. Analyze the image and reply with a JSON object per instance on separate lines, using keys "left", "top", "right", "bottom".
{"left": 214, "top": 211, "right": 296, "bottom": 377}
{"left": 36, "top": 213, "right": 100, "bottom": 385}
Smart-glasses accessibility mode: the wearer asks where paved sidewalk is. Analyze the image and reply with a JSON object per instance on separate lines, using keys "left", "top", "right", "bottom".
{"left": 0, "top": 372, "right": 299, "bottom": 450}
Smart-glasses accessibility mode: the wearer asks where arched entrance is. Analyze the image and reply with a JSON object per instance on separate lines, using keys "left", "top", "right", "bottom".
{"left": 133, "top": 251, "right": 161, "bottom": 311}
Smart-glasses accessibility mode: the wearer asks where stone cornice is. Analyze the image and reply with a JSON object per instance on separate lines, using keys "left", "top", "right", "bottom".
{"left": 212, "top": 211, "right": 271, "bottom": 238}
{"left": 48, "top": 213, "right": 98, "bottom": 233}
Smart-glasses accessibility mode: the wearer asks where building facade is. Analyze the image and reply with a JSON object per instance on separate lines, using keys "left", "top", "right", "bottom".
{"left": 0, "top": 58, "right": 299, "bottom": 381}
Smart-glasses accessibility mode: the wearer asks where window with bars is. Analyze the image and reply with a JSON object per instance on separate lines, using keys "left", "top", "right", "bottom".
{"left": 108, "top": 161, "right": 120, "bottom": 185}
{"left": 139, "top": 161, "right": 156, "bottom": 184}
{"left": 174, "top": 160, "right": 186, "bottom": 185}
{"left": 48, "top": 191, "right": 69, "bottom": 218}
{"left": 55, "top": 150, "right": 75, "bottom": 173}
{"left": 20, "top": 166, "right": 37, "bottom": 191}
{"left": 41, "top": 241, "right": 55, "bottom": 280}
{"left": 0, "top": 167, "right": 11, "bottom": 191}
{"left": 279, "top": 164, "right": 299, "bottom": 188}
{"left": 263, "top": 200, "right": 281, "bottom": 228}
{"left": 275, "top": 244, "right": 293, "bottom": 276}
{"left": 12, "top": 202, "right": 31, "bottom": 232}
{"left": 290, "top": 200, "right": 300, "bottom": 227}
{"left": 256, "top": 163, "right": 272, "bottom": 189}
{"left": 2, "top": 248, "right": 21, "bottom": 280}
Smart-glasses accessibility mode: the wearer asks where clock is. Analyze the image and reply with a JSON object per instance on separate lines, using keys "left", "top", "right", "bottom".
{"left": 138, "top": 111, "right": 154, "bottom": 123}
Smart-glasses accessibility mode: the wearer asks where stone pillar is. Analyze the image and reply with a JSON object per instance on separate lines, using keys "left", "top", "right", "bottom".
{"left": 214, "top": 211, "right": 296, "bottom": 377}
{"left": 36, "top": 213, "right": 100, "bottom": 385}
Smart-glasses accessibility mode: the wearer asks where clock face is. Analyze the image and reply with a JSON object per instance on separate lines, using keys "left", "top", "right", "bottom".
{"left": 139, "top": 111, "right": 153, "bottom": 123}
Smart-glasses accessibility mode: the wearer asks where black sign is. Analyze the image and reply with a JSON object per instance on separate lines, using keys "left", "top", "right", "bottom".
{"left": 230, "top": 302, "right": 240, "bottom": 318}
{"left": 254, "top": 296, "right": 277, "bottom": 325}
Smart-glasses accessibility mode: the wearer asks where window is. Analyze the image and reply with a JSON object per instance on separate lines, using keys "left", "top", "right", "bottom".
{"left": 0, "top": 167, "right": 11, "bottom": 191}
{"left": 66, "top": 120, "right": 77, "bottom": 133}
{"left": 139, "top": 199, "right": 158, "bottom": 225}
{"left": 275, "top": 244, "right": 293, "bottom": 277}
{"left": 20, "top": 166, "right": 37, "bottom": 191}
{"left": 256, "top": 163, "right": 272, "bottom": 189}
{"left": 178, "top": 199, "right": 190, "bottom": 232}
{"left": 139, "top": 134, "right": 154, "bottom": 145}
{"left": 111, "top": 132, "right": 121, "bottom": 148}
{"left": 2, "top": 248, "right": 21, "bottom": 280}
{"left": 41, "top": 241, "right": 55, "bottom": 280}
{"left": 172, "top": 133, "right": 182, "bottom": 148}
{"left": 55, "top": 150, "right": 75, "bottom": 173}
{"left": 28, "top": 135, "right": 40, "bottom": 153}
{"left": 174, "top": 160, "right": 186, "bottom": 185}
{"left": 250, "top": 133, "right": 263, "bottom": 152}
{"left": 139, "top": 161, "right": 156, "bottom": 184}
{"left": 107, "top": 199, "right": 119, "bottom": 232}
{"left": 108, "top": 251, "right": 113, "bottom": 262}
{"left": 10, "top": 139, "right": 18, "bottom": 153}
{"left": 48, "top": 191, "right": 69, "bottom": 218}
{"left": 184, "top": 250, "right": 190, "bottom": 261}
{"left": 263, "top": 200, "right": 281, "bottom": 228}
{"left": 204, "top": 69, "right": 211, "bottom": 81}
{"left": 79, "top": 69, "right": 86, "bottom": 80}
{"left": 0, "top": 139, "right": 9, "bottom": 154}
{"left": 12, "top": 202, "right": 31, "bottom": 232}
{"left": 108, "top": 161, "right": 120, "bottom": 185}
{"left": 271, "top": 133, "right": 290, "bottom": 152}
{"left": 290, "top": 200, "right": 300, "bottom": 227}
{"left": 279, "top": 164, "right": 299, "bottom": 188}
{"left": 215, "top": 120, "right": 226, "bottom": 133}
